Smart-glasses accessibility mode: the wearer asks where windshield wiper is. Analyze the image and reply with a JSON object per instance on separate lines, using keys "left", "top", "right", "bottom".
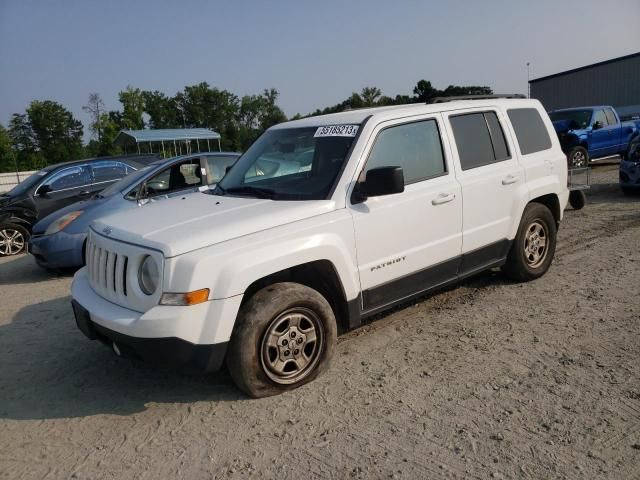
{"left": 225, "top": 185, "right": 276, "bottom": 199}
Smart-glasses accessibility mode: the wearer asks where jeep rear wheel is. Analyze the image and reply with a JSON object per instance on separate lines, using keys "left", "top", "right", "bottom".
{"left": 502, "top": 203, "right": 557, "bottom": 282}
{"left": 226, "top": 282, "right": 337, "bottom": 398}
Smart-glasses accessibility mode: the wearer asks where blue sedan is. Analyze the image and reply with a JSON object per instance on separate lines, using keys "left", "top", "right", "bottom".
{"left": 29, "top": 152, "right": 240, "bottom": 269}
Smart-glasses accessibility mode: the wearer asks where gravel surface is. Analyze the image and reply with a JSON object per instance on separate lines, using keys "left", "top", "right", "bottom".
{"left": 1, "top": 163, "right": 638, "bottom": 479}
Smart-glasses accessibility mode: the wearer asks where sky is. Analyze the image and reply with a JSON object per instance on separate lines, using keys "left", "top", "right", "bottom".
{"left": 1, "top": 0, "right": 639, "bottom": 140}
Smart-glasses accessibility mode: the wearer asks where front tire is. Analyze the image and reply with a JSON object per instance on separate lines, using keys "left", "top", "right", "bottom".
{"left": 0, "top": 223, "right": 29, "bottom": 256}
{"left": 568, "top": 146, "right": 589, "bottom": 168}
{"left": 502, "top": 203, "right": 557, "bottom": 282}
{"left": 226, "top": 282, "right": 337, "bottom": 398}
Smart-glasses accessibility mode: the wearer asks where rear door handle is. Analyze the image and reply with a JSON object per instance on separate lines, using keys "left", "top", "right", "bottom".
{"left": 78, "top": 190, "right": 92, "bottom": 197}
{"left": 431, "top": 193, "right": 456, "bottom": 205}
{"left": 501, "top": 175, "right": 520, "bottom": 186}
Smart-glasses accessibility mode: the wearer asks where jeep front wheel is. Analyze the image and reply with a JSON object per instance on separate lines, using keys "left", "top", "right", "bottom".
{"left": 502, "top": 203, "right": 557, "bottom": 282}
{"left": 226, "top": 282, "right": 337, "bottom": 398}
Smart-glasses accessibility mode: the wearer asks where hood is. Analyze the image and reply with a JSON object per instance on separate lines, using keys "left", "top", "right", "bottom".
{"left": 552, "top": 119, "right": 589, "bottom": 135}
{"left": 552, "top": 119, "right": 573, "bottom": 134}
{"left": 92, "top": 192, "right": 336, "bottom": 257}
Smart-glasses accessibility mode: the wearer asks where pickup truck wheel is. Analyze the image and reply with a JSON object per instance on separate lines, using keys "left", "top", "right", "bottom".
{"left": 227, "top": 282, "right": 337, "bottom": 398}
{"left": 0, "top": 224, "right": 29, "bottom": 256}
{"left": 569, "top": 190, "right": 586, "bottom": 210}
{"left": 568, "top": 146, "right": 589, "bottom": 168}
{"left": 502, "top": 203, "right": 557, "bottom": 282}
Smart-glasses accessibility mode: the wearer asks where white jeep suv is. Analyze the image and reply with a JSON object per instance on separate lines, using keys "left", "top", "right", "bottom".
{"left": 71, "top": 96, "right": 569, "bottom": 397}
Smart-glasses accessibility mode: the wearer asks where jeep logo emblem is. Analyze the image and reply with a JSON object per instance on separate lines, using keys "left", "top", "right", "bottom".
{"left": 102, "top": 227, "right": 112, "bottom": 235}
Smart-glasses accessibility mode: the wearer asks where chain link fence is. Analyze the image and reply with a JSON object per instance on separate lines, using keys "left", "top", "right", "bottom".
{"left": 0, "top": 171, "right": 37, "bottom": 193}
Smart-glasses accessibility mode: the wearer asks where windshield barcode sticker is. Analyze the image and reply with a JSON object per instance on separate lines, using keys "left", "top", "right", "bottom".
{"left": 314, "top": 125, "right": 359, "bottom": 138}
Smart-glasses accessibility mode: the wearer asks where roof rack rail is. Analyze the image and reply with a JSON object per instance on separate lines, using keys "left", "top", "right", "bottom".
{"left": 427, "top": 94, "right": 527, "bottom": 104}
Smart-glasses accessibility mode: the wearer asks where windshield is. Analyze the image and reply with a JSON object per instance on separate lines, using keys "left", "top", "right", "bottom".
{"left": 98, "top": 166, "right": 151, "bottom": 197}
{"left": 5, "top": 169, "right": 50, "bottom": 196}
{"left": 216, "top": 125, "right": 358, "bottom": 200}
{"left": 549, "top": 110, "right": 592, "bottom": 130}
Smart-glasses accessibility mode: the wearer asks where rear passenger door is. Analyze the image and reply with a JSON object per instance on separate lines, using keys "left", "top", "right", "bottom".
{"left": 350, "top": 115, "right": 462, "bottom": 312}
{"left": 443, "top": 109, "right": 524, "bottom": 272}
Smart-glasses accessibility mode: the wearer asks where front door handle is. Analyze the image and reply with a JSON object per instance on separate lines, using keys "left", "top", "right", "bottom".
{"left": 431, "top": 193, "right": 456, "bottom": 205}
{"left": 501, "top": 175, "right": 520, "bottom": 186}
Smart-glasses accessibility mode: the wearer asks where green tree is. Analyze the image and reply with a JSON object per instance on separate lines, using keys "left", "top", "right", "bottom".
{"left": 118, "top": 85, "right": 145, "bottom": 129}
{"left": 8, "top": 113, "right": 44, "bottom": 171}
{"left": 27, "top": 100, "right": 83, "bottom": 164}
{"left": 143, "top": 90, "right": 179, "bottom": 129}
{"left": 0, "top": 123, "right": 18, "bottom": 174}
{"left": 360, "top": 86, "right": 382, "bottom": 107}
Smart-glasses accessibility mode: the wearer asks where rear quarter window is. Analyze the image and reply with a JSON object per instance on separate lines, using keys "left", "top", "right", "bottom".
{"left": 507, "top": 108, "right": 552, "bottom": 155}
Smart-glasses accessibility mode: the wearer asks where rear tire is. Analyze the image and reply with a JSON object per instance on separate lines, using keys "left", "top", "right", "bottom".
{"left": 502, "top": 203, "right": 557, "bottom": 282}
{"left": 569, "top": 190, "right": 586, "bottom": 210}
{"left": 226, "top": 282, "right": 337, "bottom": 398}
{"left": 0, "top": 223, "right": 29, "bottom": 256}
{"left": 568, "top": 146, "right": 589, "bottom": 168}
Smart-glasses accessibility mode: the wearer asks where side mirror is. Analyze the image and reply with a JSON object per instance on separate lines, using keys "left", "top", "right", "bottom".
{"left": 592, "top": 120, "right": 604, "bottom": 130}
{"left": 352, "top": 166, "right": 404, "bottom": 204}
{"left": 37, "top": 184, "right": 52, "bottom": 197}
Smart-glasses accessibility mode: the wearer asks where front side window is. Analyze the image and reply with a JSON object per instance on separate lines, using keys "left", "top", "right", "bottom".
{"left": 364, "top": 119, "right": 446, "bottom": 184}
{"left": 143, "top": 158, "right": 204, "bottom": 197}
{"left": 507, "top": 108, "right": 552, "bottom": 155}
{"left": 205, "top": 155, "right": 240, "bottom": 183}
{"left": 216, "top": 125, "right": 358, "bottom": 200}
{"left": 45, "top": 165, "right": 92, "bottom": 191}
{"left": 450, "top": 112, "right": 510, "bottom": 170}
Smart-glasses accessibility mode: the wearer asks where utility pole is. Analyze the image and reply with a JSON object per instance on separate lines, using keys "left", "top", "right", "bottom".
{"left": 527, "top": 62, "right": 531, "bottom": 98}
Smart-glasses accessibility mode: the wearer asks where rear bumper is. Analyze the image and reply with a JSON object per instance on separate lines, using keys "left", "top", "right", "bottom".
{"left": 72, "top": 299, "right": 227, "bottom": 373}
{"left": 29, "top": 231, "right": 86, "bottom": 269}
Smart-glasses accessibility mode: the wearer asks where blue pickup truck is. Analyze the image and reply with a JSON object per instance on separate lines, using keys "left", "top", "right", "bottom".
{"left": 549, "top": 106, "right": 640, "bottom": 167}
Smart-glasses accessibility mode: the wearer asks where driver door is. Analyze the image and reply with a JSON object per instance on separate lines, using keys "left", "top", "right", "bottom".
{"left": 350, "top": 115, "right": 463, "bottom": 313}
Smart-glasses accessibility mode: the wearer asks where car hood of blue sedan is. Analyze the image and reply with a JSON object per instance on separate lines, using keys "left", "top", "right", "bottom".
{"left": 32, "top": 194, "right": 124, "bottom": 235}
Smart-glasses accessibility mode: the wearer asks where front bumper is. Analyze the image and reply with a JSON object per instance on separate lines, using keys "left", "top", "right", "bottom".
{"left": 72, "top": 300, "right": 227, "bottom": 373}
{"left": 71, "top": 268, "right": 240, "bottom": 373}
{"left": 29, "top": 231, "right": 86, "bottom": 269}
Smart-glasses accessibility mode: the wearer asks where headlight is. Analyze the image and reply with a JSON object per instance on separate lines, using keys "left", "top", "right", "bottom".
{"left": 45, "top": 211, "right": 83, "bottom": 235}
{"left": 138, "top": 255, "right": 159, "bottom": 295}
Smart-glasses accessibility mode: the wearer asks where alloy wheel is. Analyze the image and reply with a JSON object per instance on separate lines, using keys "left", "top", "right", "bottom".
{"left": 0, "top": 228, "right": 26, "bottom": 256}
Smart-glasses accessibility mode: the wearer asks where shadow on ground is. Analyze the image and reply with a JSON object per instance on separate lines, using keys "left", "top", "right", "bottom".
{"left": 0, "top": 296, "right": 243, "bottom": 421}
{"left": 0, "top": 254, "right": 71, "bottom": 285}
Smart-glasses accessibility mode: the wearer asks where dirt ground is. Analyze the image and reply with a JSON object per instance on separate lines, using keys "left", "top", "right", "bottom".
{"left": 1, "top": 163, "right": 638, "bottom": 480}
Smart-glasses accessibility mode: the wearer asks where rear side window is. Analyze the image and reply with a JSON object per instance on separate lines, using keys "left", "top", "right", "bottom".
{"left": 604, "top": 108, "right": 617, "bottom": 126}
{"left": 92, "top": 161, "right": 130, "bottom": 183}
{"left": 365, "top": 119, "right": 446, "bottom": 184}
{"left": 507, "top": 108, "right": 552, "bottom": 155}
{"left": 450, "top": 112, "right": 510, "bottom": 170}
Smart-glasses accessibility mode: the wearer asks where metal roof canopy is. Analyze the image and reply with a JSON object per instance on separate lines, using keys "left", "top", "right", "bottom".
{"left": 114, "top": 128, "right": 222, "bottom": 156}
